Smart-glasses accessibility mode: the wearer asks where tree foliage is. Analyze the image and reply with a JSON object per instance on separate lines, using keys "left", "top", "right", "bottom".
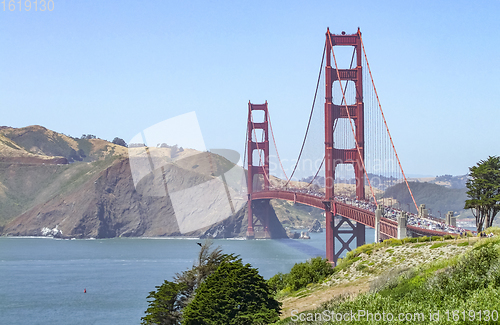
{"left": 142, "top": 280, "right": 187, "bottom": 325}
{"left": 182, "top": 258, "right": 281, "bottom": 325}
{"left": 465, "top": 156, "right": 500, "bottom": 232}
{"left": 112, "top": 137, "right": 128, "bottom": 147}
{"left": 141, "top": 241, "right": 236, "bottom": 325}
{"left": 267, "top": 256, "right": 334, "bottom": 293}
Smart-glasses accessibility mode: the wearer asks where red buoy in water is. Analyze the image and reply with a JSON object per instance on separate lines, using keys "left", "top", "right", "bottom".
{"left": 84, "top": 288, "right": 86, "bottom": 293}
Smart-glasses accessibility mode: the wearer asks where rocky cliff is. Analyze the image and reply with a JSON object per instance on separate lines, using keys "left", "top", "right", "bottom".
{"left": 2, "top": 156, "right": 280, "bottom": 238}
{"left": 0, "top": 126, "right": 289, "bottom": 239}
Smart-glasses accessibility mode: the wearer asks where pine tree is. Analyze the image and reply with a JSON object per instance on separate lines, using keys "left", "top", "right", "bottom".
{"left": 182, "top": 259, "right": 281, "bottom": 325}
{"left": 465, "top": 156, "right": 500, "bottom": 232}
{"left": 142, "top": 240, "right": 235, "bottom": 324}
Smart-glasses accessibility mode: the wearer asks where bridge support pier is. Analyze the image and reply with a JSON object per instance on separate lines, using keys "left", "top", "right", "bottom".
{"left": 257, "top": 200, "right": 272, "bottom": 239}
{"left": 329, "top": 216, "right": 366, "bottom": 265}
{"left": 246, "top": 195, "right": 255, "bottom": 239}
{"left": 374, "top": 205, "right": 382, "bottom": 243}
{"left": 356, "top": 223, "right": 365, "bottom": 246}
{"left": 397, "top": 211, "right": 408, "bottom": 239}
{"left": 418, "top": 204, "right": 428, "bottom": 218}
{"left": 247, "top": 199, "right": 285, "bottom": 239}
{"left": 445, "top": 211, "right": 456, "bottom": 227}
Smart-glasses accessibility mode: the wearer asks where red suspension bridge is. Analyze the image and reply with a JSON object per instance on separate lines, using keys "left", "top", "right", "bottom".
{"left": 244, "top": 29, "right": 465, "bottom": 264}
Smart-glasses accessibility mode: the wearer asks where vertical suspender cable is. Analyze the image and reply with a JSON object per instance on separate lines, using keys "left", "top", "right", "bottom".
{"left": 267, "top": 110, "right": 290, "bottom": 183}
{"left": 359, "top": 35, "right": 418, "bottom": 213}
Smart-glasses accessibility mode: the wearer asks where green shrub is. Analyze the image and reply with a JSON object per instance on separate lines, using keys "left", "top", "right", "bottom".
{"left": 431, "top": 236, "right": 442, "bottom": 241}
{"left": 182, "top": 259, "right": 281, "bottom": 325}
{"left": 402, "top": 237, "right": 414, "bottom": 244}
{"left": 267, "top": 272, "right": 286, "bottom": 293}
{"left": 426, "top": 242, "right": 500, "bottom": 299}
{"left": 345, "top": 243, "right": 375, "bottom": 259}
{"left": 278, "top": 257, "right": 334, "bottom": 292}
{"left": 383, "top": 238, "right": 403, "bottom": 246}
{"left": 369, "top": 267, "right": 412, "bottom": 293}
{"left": 485, "top": 226, "right": 500, "bottom": 236}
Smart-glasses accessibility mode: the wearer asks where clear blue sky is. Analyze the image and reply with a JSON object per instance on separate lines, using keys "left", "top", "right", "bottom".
{"left": 1, "top": 0, "right": 499, "bottom": 177}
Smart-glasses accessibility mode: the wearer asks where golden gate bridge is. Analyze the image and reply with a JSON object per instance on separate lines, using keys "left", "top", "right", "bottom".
{"left": 244, "top": 28, "right": 465, "bottom": 264}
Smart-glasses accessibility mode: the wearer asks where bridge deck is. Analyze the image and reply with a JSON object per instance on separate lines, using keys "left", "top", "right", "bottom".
{"left": 251, "top": 190, "right": 450, "bottom": 238}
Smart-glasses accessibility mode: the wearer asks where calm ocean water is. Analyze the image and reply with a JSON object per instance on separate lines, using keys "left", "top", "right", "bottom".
{"left": 0, "top": 229, "right": 374, "bottom": 325}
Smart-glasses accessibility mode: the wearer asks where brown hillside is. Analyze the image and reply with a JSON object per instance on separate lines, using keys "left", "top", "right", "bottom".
{"left": 0, "top": 125, "right": 127, "bottom": 163}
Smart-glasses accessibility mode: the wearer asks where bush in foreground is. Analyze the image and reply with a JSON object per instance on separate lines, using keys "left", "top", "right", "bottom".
{"left": 143, "top": 241, "right": 279, "bottom": 325}
{"left": 183, "top": 258, "right": 281, "bottom": 325}
{"left": 267, "top": 257, "right": 334, "bottom": 294}
{"left": 142, "top": 241, "right": 235, "bottom": 325}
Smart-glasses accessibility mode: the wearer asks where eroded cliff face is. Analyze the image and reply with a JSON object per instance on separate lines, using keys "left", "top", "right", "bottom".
{"left": 4, "top": 159, "right": 176, "bottom": 238}
{"left": 3, "top": 158, "right": 288, "bottom": 239}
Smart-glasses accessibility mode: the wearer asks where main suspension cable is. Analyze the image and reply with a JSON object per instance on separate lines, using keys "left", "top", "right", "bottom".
{"left": 242, "top": 119, "right": 249, "bottom": 194}
{"left": 284, "top": 43, "right": 326, "bottom": 187}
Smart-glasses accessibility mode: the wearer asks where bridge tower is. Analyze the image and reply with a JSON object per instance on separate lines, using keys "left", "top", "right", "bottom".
{"left": 246, "top": 101, "right": 271, "bottom": 239}
{"left": 325, "top": 28, "right": 366, "bottom": 263}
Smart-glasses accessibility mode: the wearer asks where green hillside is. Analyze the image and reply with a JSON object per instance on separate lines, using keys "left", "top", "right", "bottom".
{"left": 276, "top": 232, "right": 500, "bottom": 324}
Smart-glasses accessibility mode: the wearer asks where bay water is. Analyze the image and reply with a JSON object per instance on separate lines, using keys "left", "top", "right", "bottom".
{"left": 1, "top": 229, "right": 374, "bottom": 325}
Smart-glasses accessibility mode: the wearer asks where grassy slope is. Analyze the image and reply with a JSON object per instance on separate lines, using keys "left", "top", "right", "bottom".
{"left": 276, "top": 228, "right": 500, "bottom": 324}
